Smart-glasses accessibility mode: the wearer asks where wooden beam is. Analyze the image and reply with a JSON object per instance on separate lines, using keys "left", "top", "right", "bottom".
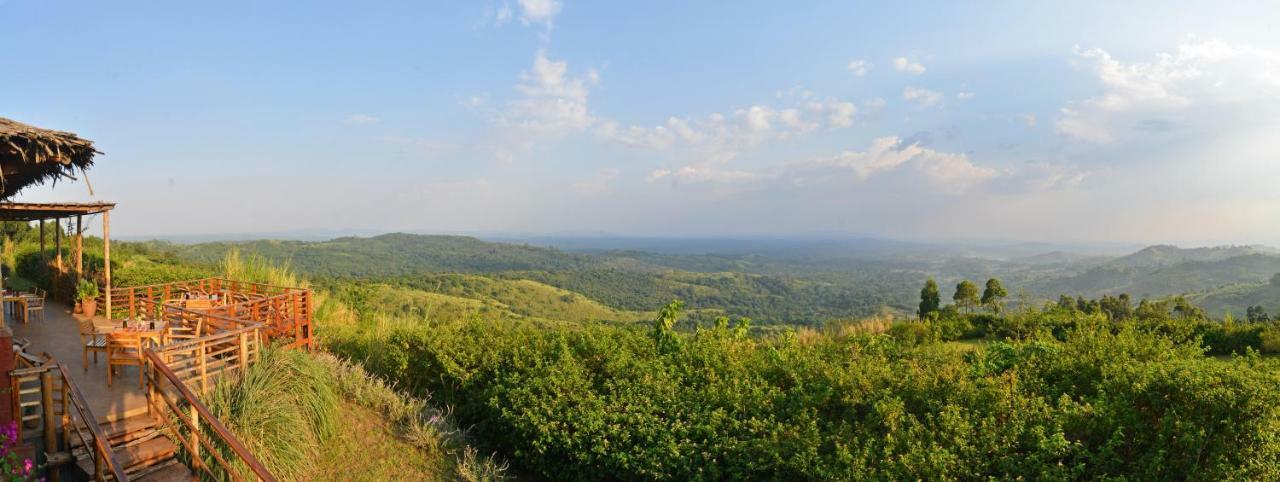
{"left": 103, "top": 211, "right": 111, "bottom": 320}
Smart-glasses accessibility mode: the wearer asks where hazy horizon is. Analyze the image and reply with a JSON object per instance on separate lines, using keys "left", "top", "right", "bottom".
{"left": 5, "top": 1, "right": 1279, "bottom": 245}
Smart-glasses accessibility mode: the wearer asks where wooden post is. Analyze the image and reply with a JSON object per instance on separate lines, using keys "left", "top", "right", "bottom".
{"left": 61, "top": 377, "right": 70, "bottom": 461}
{"left": 40, "top": 370, "right": 59, "bottom": 482}
{"left": 54, "top": 219, "right": 62, "bottom": 271}
{"left": 198, "top": 339, "right": 208, "bottom": 393}
{"left": 103, "top": 211, "right": 111, "bottom": 321}
{"left": 239, "top": 331, "right": 250, "bottom": 372}
{"left": 189, "top": 404, "right": 201, "bottom": 471}
{"left": 74, "top": 216, "right": 82, "bottom": 276}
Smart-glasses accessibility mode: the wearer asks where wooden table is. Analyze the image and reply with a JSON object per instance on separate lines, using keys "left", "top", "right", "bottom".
{"left": 104, "top": 320, "right": 170, "bottom": 346}
{"left": 2, "top": 294, "right": 37, "bottom": 324}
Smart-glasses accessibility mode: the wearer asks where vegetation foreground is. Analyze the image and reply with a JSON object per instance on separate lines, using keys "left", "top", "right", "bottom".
{"left": 9, "top": 226, "right": 1280, "bottom": 480}
{"left": 325, "top": 297, "right": 1280, "bottom": 481}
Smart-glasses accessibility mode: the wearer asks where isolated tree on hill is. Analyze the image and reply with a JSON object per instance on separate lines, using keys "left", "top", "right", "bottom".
{"left": 1171, "top": 296, "right": 1206, "bottom": 320}
{"left": 1247, "top": 305, "right": 1270, "bottom": 323}
{"left": 953, "top": 280, "right": 979, "bottom": 312}
{"left": 980, "top": 278, "right": 1008, "bottom": 313}
{"left": 919, "top": 278, "right": 941, "bottom": 319}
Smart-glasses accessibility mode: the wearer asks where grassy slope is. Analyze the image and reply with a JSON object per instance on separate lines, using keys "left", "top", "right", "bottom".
{"left": 303, "top": 401, "right": 446, "bottom": 480}
{"left": 359, "top": 277, "right": 651, "bottom": 324}
{"left": 1189, "top": 281, "right": 1280, "bottom": 317}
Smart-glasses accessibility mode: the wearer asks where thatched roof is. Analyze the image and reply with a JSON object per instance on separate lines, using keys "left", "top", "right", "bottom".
{"left": 0, "top": 117, "right": 100, "bottom": 199}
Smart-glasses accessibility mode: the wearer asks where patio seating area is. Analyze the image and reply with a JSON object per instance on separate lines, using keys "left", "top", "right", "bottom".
{"left": 10, "top": 300, "right": 150, "bottom": 421}
{"left": 0, "top": 116, "right": 310, "bottom": 480}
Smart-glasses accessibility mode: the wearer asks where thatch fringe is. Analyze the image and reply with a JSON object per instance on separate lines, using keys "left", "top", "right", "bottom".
{"left": 0, "top": 117, "right": 101, "bottom": 199}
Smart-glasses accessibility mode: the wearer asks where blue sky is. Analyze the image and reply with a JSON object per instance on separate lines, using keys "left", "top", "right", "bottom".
{"left": 3, "top": 1, "right": 1279, "bottom": 244}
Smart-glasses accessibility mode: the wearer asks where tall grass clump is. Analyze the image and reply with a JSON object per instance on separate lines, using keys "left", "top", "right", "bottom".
{"left": 220, "top": 248, "right": 305, "bottom": 288}
{"left": 189, "top": 346, "right": 339, "bottom": 480}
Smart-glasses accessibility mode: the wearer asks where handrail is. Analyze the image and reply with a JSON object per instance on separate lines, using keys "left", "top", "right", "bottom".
{"left": 106, "top": 279, "right": 313, "bottom": 349}
{"left": 144, "top": 350, "right": 276, "bottom": 482}
{"left": 54, "top": 362, "right": 129, "bottom": 482}
{"left": 7, "top": 358, "right": 129, "bottom": 481}
{"left": 105, "top": 277, "right": 305, "bottom": 295}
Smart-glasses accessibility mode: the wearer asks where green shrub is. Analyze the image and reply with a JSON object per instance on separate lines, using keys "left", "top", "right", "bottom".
{"left": 74, "top": 278, "right": 98, "bottom": 301}
{"left": 325, "top": 306, "right": 1280, "bottom": 481}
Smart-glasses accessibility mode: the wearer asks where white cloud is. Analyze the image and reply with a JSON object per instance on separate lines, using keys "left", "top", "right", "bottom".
{"left": 643, "top": 136, "right": 1093, "bottom": 203}
{"left": 517, "top": 0, "right": 562, "bottom": 26}
{"left": 955, "top": 91, "right": 975, "bottom": 101}
{"left": 902, "top": 86, "right": 943, "bottom": 107}
{"left": 1017, "top": 113, "right": 1037, "bottom": 127}
{"left": 597, "top": 92, "right": 856, "bottom": 160}
{"left": 1056, "top": 38, "right": 1280, "bottom": 142}
{"left": 492, "top": 51, "right": 597, "bottom": 161}
{"left": 893, "top": 57, "right": 926, "bottom": 75}
{"left": 344, "top": 114, "right": 380, "bottom": 125}
{"left": 847, "top": 59, "right": 870, "bottom": 76}
{"left": 794, "top": 137, "right": 997, "bottom": 192}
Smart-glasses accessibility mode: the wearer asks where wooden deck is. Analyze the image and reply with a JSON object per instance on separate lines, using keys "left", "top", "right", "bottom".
{"left": 7, "top": 301, "right": 149, "bottom": 423}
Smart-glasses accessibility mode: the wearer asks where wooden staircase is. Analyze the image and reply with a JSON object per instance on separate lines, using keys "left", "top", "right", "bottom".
{"left": 72, "top": 414, "right": 195, "bottom": 481}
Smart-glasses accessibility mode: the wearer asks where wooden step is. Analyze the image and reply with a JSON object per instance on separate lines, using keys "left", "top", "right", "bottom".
{"left": 76, "top": 436, "right": 178, "bottom": 477}
{"left": 116, "top": 437, "right": 177, "bottom": 473}
{"left": 133, "top": 459, "right": 197, "bottom": 482}
{"left": 70, "top": 414, "right": 158, "bottom": 450}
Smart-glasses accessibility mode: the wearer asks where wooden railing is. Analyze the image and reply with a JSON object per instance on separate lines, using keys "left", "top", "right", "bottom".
{"left": 99, "top": 278, "right": 313, "bottom": 349}
{"left": 135, "top": 290, "right": 284, "bottom": 481}
{"left": 10, "top": 355, "right": 128, "bottom": 482}
{"left": 144, "top": 349, "right": 275, "bottom": 482}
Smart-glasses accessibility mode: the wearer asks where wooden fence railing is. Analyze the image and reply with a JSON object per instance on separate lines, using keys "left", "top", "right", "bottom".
{"left": 10, "top": 354, "right": 128, "bottom": 482}
{"left": 135, "top": 291, "right": 284, "bottom": 481}
{"left": 98, "top": 278, "right": 313, "bottom": 349}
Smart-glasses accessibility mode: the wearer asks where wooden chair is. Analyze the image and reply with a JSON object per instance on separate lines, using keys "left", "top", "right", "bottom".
{"left": 24, "top": 293, "right": 44, "bottom": 322}
{"left": 167, "top": 314, "right": 204, "bottom": 343}
{"left": 106, "top": 332, "right": 146, "bottom": 388}
{"left": 79, "top": 320, "right": 107, "bottom": 371}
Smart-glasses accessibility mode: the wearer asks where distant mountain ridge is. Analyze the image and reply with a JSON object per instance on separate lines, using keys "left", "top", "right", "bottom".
{"left": 1106, "top": 245, "right": 1279, "bottom": 269}
{"left": 134, "top": 233, "right": 1280, "bottom": 322}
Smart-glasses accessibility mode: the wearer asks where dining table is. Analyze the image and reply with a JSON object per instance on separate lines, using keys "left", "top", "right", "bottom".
{"left": 2, "top": 292, "right": 40, "bottom": 324}
{"left": 104, "top": 319, "right": 171, "bottom": 346}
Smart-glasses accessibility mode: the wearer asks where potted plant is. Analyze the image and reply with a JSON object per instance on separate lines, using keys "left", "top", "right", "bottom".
{"left": 75, "top": 279, "right": 99, "bottom": 316}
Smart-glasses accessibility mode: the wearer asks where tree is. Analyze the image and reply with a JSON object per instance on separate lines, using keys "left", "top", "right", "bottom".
{"left": 1171, "top": 296, "right": 1206, "bottom": 321}
{"left": 918, "top": 278, "right": 941, "bottom": 319}
{"left": 953, "top": 280, "right": 979, "bottom": 312}
{"left": 1058, "top": 295, "right": 1076, "bottom": 311}
{"left": 980, "top": 278, "right": 1008, "bottom": 313}
{"left": 1247, "top": 305, "right": 1270, "bottom": 323}
{"left": 1099, "top": 293, "right": 1133, "bottom": 321}
{"left": 652, "top": 299, "right": 685, "bottom": 349}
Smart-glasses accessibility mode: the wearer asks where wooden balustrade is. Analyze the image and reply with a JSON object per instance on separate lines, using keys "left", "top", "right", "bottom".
{"left": 144, "top": 350, "right": 275, "bottom": 482}
{"left": 98, "top": 278, "right": 313, "bottom": 349}
{"left": 9, "top": 358, "right": 128, "bottom": 482}
{"left": 133, "top": 282, "right": 290, "bottom": 481}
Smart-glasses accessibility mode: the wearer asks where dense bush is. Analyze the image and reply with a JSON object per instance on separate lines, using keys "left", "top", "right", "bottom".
{"left": 326, "top": 308, "right": 1280, "bottom": 481}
